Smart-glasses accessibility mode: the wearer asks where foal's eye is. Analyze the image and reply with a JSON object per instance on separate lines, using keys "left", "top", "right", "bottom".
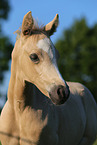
{"left": 30, "top": 53, "right": 39, "bottom": 64}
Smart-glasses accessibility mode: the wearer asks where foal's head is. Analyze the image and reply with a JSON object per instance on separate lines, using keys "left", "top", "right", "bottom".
{"left": 13, "top": 11, "right": 70, "bottom": 105}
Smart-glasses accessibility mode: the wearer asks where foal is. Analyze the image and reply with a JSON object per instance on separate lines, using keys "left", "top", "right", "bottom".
{"left": 0, "top": 11, "right": 97, "bottom": 145}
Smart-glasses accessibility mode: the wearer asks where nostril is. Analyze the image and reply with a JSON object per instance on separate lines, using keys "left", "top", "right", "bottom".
{"left": 57, "top": 86, "right": 66, "bottom": 99}
{"left": 57, "top": 88, "right": 61, "bottom": 96}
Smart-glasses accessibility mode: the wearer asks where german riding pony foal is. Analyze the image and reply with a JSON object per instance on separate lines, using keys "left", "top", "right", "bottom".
{"left": 0, "top": 11, "right": 97, "bottom": 145}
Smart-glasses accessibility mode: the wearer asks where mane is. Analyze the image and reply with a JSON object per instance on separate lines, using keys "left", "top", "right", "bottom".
{"left": 14, "top": 18, "right": 44, "bottom": 41}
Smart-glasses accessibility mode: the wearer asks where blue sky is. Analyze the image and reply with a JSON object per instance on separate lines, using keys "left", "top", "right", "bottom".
{"left": 0, "top": 0, "right": 97, "bottom": 105}
{"left": 2, "top": 0, "right": 97, "bottom": 44}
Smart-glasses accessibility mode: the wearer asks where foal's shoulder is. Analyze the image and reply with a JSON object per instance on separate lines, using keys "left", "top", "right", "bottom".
{"left": 66, "top": 81, "right": 85, "bottom": 96}
{"left": 67, "top": 81, "right": 95, "bottom": 104}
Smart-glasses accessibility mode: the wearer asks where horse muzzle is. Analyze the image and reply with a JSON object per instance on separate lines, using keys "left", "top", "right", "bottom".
{"left": 49, "top": 83, "right": 70, "bottom": 105}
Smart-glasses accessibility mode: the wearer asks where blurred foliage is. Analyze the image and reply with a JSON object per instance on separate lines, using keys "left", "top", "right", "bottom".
{"left": 0, "top": 0, "right": 13, "bottom": 83}
{"left": 55, "top": 18, "right": 97, "bottom": 102}
{"left": 0, "top": 0, "right": 13, "bottom": 112}
{"left": 93, "top": 140, "right": 97, "bottom": 145}
{"left": 0, "top": 0, "right": 10, "bottom": 19}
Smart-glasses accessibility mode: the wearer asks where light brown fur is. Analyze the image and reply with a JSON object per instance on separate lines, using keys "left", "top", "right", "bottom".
{"left": 0, "top": 12, "right": 97, "bottom": 145}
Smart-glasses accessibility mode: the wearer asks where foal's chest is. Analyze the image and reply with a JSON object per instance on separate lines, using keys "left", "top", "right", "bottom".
{"left": 19, "top": 107, "right": 58, "bottom": 145}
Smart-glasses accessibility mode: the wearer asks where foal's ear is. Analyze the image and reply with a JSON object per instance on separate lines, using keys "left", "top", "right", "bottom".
{"left": 22, "top": 11, "right": 34, "bottom": 35}
{"left": 44, "top": 14, "right": 59, "bottom": 36}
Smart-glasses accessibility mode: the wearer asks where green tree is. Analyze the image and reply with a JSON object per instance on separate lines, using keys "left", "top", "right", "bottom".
{"left": 0, "top": 0, "right": 13, "bottom": 111}
{"left": 55, "top": 18, "right": 97, "bottom": 102}
{"left": 0, "top": 0, "right": 13, "bottom": 82}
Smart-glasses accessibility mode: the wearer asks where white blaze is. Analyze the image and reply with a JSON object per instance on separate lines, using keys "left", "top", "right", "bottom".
{"left": 37, "top": 38, "right": 53, "bottom": 59}
{"left": 37, "top": 37, "right": 65, "bottom": 86}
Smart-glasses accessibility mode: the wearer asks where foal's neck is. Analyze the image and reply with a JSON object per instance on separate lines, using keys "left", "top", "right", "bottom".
{"left": 7, "top": 58, "right": 25, "bottom": 107}
{"left": 7, "top": 58, "right": 50, "bottom": 112}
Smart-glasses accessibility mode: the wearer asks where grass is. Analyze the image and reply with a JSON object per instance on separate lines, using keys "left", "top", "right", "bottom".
{"left": 93, "top": 140, "right": 97, "bottom": 145}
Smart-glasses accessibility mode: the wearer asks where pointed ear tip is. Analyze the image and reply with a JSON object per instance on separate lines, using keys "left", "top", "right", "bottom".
{"left": 56, "top": 14, "right": 59, "bottom": 18}
{"left": 28, "top": 11, "right": 32, "bottom": 14}
{"left": 24, "top": 11, "right": 32, "bottom": 18}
